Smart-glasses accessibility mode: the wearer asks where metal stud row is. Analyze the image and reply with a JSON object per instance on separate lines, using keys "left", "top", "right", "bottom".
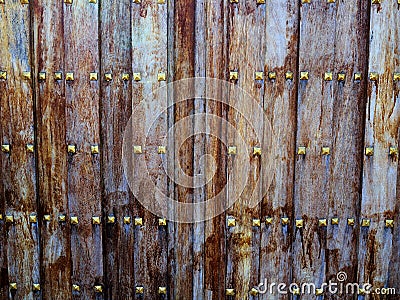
{"left": 296, "top": 146, "right": 398, "bottom": 157}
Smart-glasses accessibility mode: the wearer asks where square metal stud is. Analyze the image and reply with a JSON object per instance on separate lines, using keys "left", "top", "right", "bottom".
{"left": 230, "top": 0, "right": 238, "bottom": 3}
{"left": 361, "top": 219, "right": 370, "bottom": 227}
{"left": 91, "top": 145, "right": 99, "bottom": 154}
{"left": 337, "top": 73, "right": 346, "bottom": 81}
{"left": 54, "top": 72, "right": 62, "bottom": 80}
{"left": 107, "top": 216, "right": 115, "bottom": 224}
{"left": 59, "top": 215, "right": 66, "bottom": 222}
{"left": 9, "top": 283, "right": 17, "bottom": 290}
{"left": 38, "top": 72, "right": 46, "bottom": 81}
{"left": 252, "top": 219, "right": 261, "bottom": 227}
{"left": 22, "top": 71, "right": 31, "bottom": 80}
{"left": 389, "top": 147, "right": 398, "bottom": 156}
{"left": 394, "top": 73, "right": 400, "bottom": 81}
{"left": 133, "top": 0, "right": 141, "bottom": 2}
{"left": 327, "top": 0, "right": 335, "bottom": 3}
{"left": 253, "top": 147, "right": 261, "bottom": 155}
{"left": 385, "top": 219, "right": 394, "bottom": 228}
{"left": 5, "top": 215, "right": 14, "bottom": 223}
{"left": 285, "top": 71, "right": 293, "bottom": 80}
{"left": 371, "top": 0, "right": 380, "bottom": 3}
{"left": 70, "top": 216, "right": 78, "bottom": 225}
{"left": 365, "top": 147, "right": 374, "bottom": 156}
{"left": 72, "top": 284, "right": 80, "bottom": 292}
{"left": 265, "top": 217, "right": 273, "bottom": 225}
{"left": 359, "top": 288, "right": 366, "bottom": 295}
{"left": 324, "top": 72, "right": 333, "bottom": 81}
{"left": 121, "top": 73, "right": 130, "bottom": 81}
{"left": 89, "top": 0, "right": 97, "bottom": 2}
{"left": 295, "top": 219, "right": 303, "bottom": 228}
{"left": 158, "top": 146, "right": 166, "bottom": 154}
{"left": 133, "top": 73, "right": 141, "bottom": 81}
{"left": 321, "top": 147, "right": 330, "bottom": 155}
{"left": 133, "top": 145, "right": 142, "bottom": 154}
{"left": 331, "top": 218, "right": 339, "bottom": 225}
{"left": 226, "top": 288, "right": 235, "bottom": 296}
{"left": 68, "top": 145, "right": 76, "bottom": 154}
{"left": 33, "top": 283, "right": 40, "bottom": 291}
{"left": 228, "top": 146, "right": 237, "bottom": 155}
{"left": 268, "top": 72, "right": 276, "bottom": 80}
{"left": 0, "top": 214, "right": 2, "bottom": 220}
{"left": 318, "top": 219, "right": 327, "bottom": 227}
{"left": 94, "top": 285, "right": 103, "bottom": 293}
{"left": 291, "top": 288, "right": 300, "bottom": 295}
{"left": 65, "top": 73, "right": 74, "bottom": 81}
{"left": 297, "top": 146, "right": 306, "bottom": 155}
{"left": 250, "top": 287, "right": 259, "bottom": 296}
{"left": 44, "top": 215, "right": 51, "bottom": 222}
{"left": 158, "top": 72, "right": 166, "bottom": 81}
{"left": 159, "top": 218, "right": 167, "bottom": 226}
{"left": 347, "top": 218, "right": 355, "bottom": 226}
{"left": 136, "top": 286, "right": 144, "bottom": 294}
{"left": 281, "top": 217, "right": 289, "bottom": 225}
{"left": 158, "top": 287, "right": 167, "bottom": 294}
{"left": 92, "top": 216, "right": 100, "bottom": 225}
{"left": 227, "top": 217, "right": 236, "bottom": 227}
{"left": 1, "top": 144, "right": 10, "bottom": 153}
{"left": 256, "top": 0, "right": 265, "bottom": 3}
{"left": 104, "top": 73, "right": 112, "bottom": 82}
{"left": 229, "top": 71, "right": 238, "bottom": 81}
{"left": 316, "top": 288, "right": 324, "bottom": 296}
{"left": 301, "top": 0, "right": 310, "bottom": 3}
{"left": 134, "top": 217, "right": 143, "bottom": 226}
{"left": 124, "top": 216, "right": 131, "bottom": 224}
{"left": 255, "top": 72, "right": 263, "bottom": 80}
{"left": 29, "top": 215, "right": 37, "bottom": 223}
{"left": 64, "top": 0, "right": 73, "bottom": 3}
{"left": 158, "top": 0, "right": 165, "bottom": 4}
{"left": 300, "top": 71, "right": 309, "bottom": 80}
{"left": 90, "top": 72, "right": 98, "bottom": 81}
{"left": 369, "top": 72, "right": 378, "bottom": 81}
{"left": 0, "top": 71, "right": 7, "bottom": 80}
{"left": 354, "top": 73, "right": 362, "bottom": 81}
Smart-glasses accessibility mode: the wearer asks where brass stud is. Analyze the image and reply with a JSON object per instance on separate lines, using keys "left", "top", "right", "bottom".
{"left": 38, "top": 72, "right": 46, "bottom": 81}
{"left": 253, "top": 147, "right": 261, "bottom": 155}
{"left": 72, "top": 284, "right": 80, "bottom": 292}
{"left": 365, "top": 147, "right": 374, "bottom": 156}
{"left": 295, "top": 219, "right": 303, "bottom": 228}
{"left": 394, "top": 73, "right": 400, "bottom": 81}
{"left": 158, "top": 146, "right": 166, "bottom": 154}
{"left": 301, "top": 0, "right": 310, "bottom": 3}
{"left": 104, "top": 73, "right": 112, "bottom": 82}
{"left": 136, "top": 286, "right": 144, "bottom": 294}
{"left": 133, "top": 0, "right": 141, "bottom": 2}
{"left": 347, "top": 218, "right": 355, "bottom": 226}
{"left": 1, "top": 144, "right": 10, "bottom": 153}
{"left": 228, "top": 146, "right": 237, "bottom": 155}
{"left": 0, "top": 71, "right": 7, "bottom": 80}
{"left": 9, "top": 283, "right": 17, "bottom": 290}
{"left": 389, "top": 147, "right": 398, "bottom": 156}
{"left": 292, "top": 288, "right": 300, "bottom": 295}
{"left": 157, "top": 0, "right": 165, "bottom": 4}
{"left": 300, "top": 71, "right": 309, "bottom": 80}
{"left": 54, "top": 72, "right": 62, "bottom": 80}
{"left": 0, "top": 214, "right": 2, "bottom": 220}
{"left": 361, "top": 219, "right": 370, "bottom": 227}
{"left": 226, "top": 288, "right": 235, "bottom": 296}
{"left": 359, "top": 288, "right": 366, "bottom": 295}
{"left": 250, "top": 287, "right": 259, "bottom": 296}
{"left": 337, "top": 73, "right": 346, "bottom": 81}
{"left": 133, "top": 73, "right": 141, "bottom": 81}
{"left": 321, "top": 147, "right": 330, "bottom": 155}
{"left": 385, "top": 219, "right": 394, "bottom": 228}
{"left": 281, "top": 217, "right": 289, "bottom": 225}
{"left": 29, "top": 215, "right": 37, "bottom": 223}
{"left": 92, "top": 216, "right": 100, "bottom": 225}
{"left": 256, "top": 0, "right": 265, "bottom": 3}
{"left": 158, "top": 72, "right": 166, "bottom": 81}
{"left": 159, "top": 218, "right": 167, "bottom": 226}
{"left": 5, "top": 215, "right": 14, "bottom": 223}
{"left": 122, "top": 73, "right": 130, "bottom": 81}
{"left": 91, "top": 145, "right": 99, "bottom": 154}
{"left": 33, "top": 283, "right": 40, "bottom": 291}
{"left": 26, "top": 144, "right": 34, "bottom": 153}
{"left": 134, "top": 217, "right": 143, "bottom": 226}
{"left": 369, "top": 72, "right": 378, "bottom": 81}
{"left": 285, "top": 71, "right": 293, "bottom": 80}
{"left": 230, "top": 0, "right": 238, "bottom": 3}
{"left": 297, "top": 146, "right": 306, "bottom": 155}
{"left": 44, "top": 215, "right": 51, "bottom": 221}
{"left": 107, "top": 216, "right": 115, "bottom": 224}
{"left": 90, "top": 72, "right": 98, "bottom": 81}
{"left": 255, "top": 72, "right": 263, "bottom": 80}
{"left": 158, "top": 287, "right": 167, "bottom": 294}
{"left": 124, "top": 216, "right": 131, "bottom": 224}
{"left": 65, "top": 73, "right": 74, "bottom": 81}
{"left": 319, "top": 219, "right": 327, "bottom": 227}
{"left": 265, "top": 217, "right": 273, "bottom": 225}
{"left": 327, "top": 0, "right": 335, "bottom": 3}
{"left": 64, "top": 0, "right": 73, "bottom": 3}
{"left": 59, "top": 215, "right": 66, "bottom": 222}
{"left": 94, "top": 285, "right": 103, "bottom": 293}
{"left": 70, "top": 216, "right": 78, "bottom": 225}
{"left": 354, "top": 73, "right": 362, "bottom": 81}
{"left": 252, "top": 219, "right": 261, "bottom": 227}
{"left": 89, "top": 0, "right": 96, "bottom": 3}
{"left": 22, "top": 71, "right": 31, "bottom": 80}
{"left": 316, "top": 288, "right": 324, "bottom": 296}
{"left": 324, "top": 72, "right": 333, "bottom": 81}
{"left": 331, "top": 218, "right": 339, "bottom": 225}
{"left": 229, "top": 71, "right": 238, "bottom": 81}
{"left": 227, "top": 217, "right": 236, "bottom": 227}
{"left": 133, "top": 145, "right": 142, "bottom": 154}
{"left": 371, "top": 0, "right": 380, "bottom": 3}
{"left": 68, "top": 145, "right": 76, "bottom": 154}
{"left": 268, "top": 72, "right": 276, "bottom": 80}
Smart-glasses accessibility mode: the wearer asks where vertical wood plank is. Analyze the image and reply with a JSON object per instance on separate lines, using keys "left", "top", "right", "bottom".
{"left": 358, "top": 0, "right": 400, "bottom": 295}
{"left": 99, "top": 0, "right": 134, "bottom": 298}
{"left": 63, "top": 0, "right": 103, "bottom": 298}
{"left": 0, "top": 1, "right": 39, "bottom": 299}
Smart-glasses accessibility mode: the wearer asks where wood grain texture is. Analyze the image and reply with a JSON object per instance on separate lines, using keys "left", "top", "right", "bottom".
{"left": 358, "top": 0, "right": 400, "bottom": 297}
{"left": 63, "top": 0, "right": 103, "bottom": 298}
{"left": 99, "top": 0, "right": 134, "bottom": 298}
{"left": 259, "top": 0, "right": 299, "bottom": 298}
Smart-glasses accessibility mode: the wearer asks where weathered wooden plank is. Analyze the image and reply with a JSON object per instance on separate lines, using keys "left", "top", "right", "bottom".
{"left": 226, "top": 2, "right": 265, "bottom": 299}
{"left": 63, "top": 0, "right": 103, "bottom": 298}
{"left": 0, "top": 1, "right": 39, "bottom": 299}
{"left": 99, "top": 0, "right": 134, "bottom": 298}
{"left": 130, "top": 1, "right": 168, "bottom": 298}
{"left": 259, "top": 0, "right": 299, "bottom": 298}
{"left": 358, "top": 0, "right": 400, "bottom": 296}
